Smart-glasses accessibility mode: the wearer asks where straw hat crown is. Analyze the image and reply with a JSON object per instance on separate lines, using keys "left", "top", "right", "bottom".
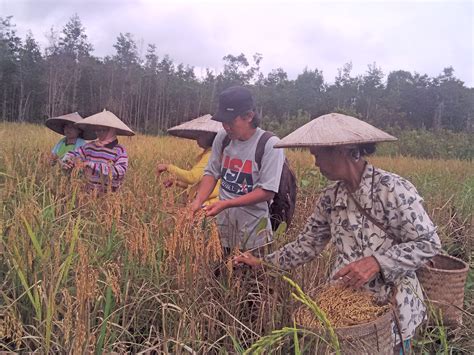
{"left": 167, "top": 114, "right": 222, "bottom": 140}
{"left": 45, "top": 112, "right": 96, "bottom": 140}
{"left": 76, "top": 109, "right": 135, "bottom": 136}
{"left": 274, "top": 113, "right": 397, "bottom": 148}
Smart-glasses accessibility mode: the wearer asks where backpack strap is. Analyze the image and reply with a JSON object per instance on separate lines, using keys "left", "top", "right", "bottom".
{"left": 220, "top": 134, "right": 231, "bottom": 166}
{"left": 221, "top": 134, "right": 231, "bottom": 155}
{"left": 220, "top": 131, "right": 275, "bottom": 170}
{"left": 255, "top": 131, "right": 275, "bottom": 170}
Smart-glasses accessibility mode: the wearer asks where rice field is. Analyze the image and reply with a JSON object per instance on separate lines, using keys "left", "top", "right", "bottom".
{"left": 1, "top": 122, "right": 473, "bottom": 353}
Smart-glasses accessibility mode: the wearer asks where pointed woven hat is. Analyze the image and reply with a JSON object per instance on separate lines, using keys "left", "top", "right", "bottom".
{"left": 167, "top": 114, "right": 222, "bottom": 140}
{"left": 76, "top": 110, "right": 135, "bottom": 136}
{"left": 274, "top": 113, "right": 397, "bottom": 148}
{"left": 45, "top": 112, "right": 96, "bottom": 140}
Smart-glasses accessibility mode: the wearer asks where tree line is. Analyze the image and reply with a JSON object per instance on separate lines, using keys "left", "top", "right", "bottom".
{"left": 1, "top": 14, "right": 473, "bottom": 135}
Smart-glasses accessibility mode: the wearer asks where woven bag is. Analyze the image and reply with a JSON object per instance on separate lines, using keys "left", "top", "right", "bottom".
{"left": 334, "top": 310, "right": 394, "bottom": 355}
{"left": 295, "top": 307, "right": 394, "bottom": 355}
{"left": 416, "top": 254, "right": 469, "bottom": 327}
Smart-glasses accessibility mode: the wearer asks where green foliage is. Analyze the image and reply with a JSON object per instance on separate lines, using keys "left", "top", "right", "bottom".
{"left": 262, "top": 110, "right": 312, "bottom": 138}
{"left": 243, "top": 326, "right": 305, "bottom": 354}
{"left": 96, "top": 285, "right": 114, "bottom": 355}
{"left": 1, "top": 15, "right": 473, "bottom": 138}
{"left": 377, "top": 129, "right": 474, "bottom": 160}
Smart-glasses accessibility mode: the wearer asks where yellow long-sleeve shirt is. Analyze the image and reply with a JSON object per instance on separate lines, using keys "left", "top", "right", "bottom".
{"left": 167, "top": 148, "right": 219, "bottom": 204}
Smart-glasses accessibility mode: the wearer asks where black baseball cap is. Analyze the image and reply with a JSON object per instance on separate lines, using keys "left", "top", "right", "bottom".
{"left": 211, "top": 86, "right": 254, "bottom": 123}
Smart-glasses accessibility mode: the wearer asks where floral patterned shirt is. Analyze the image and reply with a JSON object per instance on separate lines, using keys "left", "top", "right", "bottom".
{"left": 265, "top": 163, "right": 441, "bottom": 341}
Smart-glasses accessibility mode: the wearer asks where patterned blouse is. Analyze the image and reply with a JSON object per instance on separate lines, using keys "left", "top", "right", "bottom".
{"left": 265, "top": 163, "right": 441, "bottom": 341}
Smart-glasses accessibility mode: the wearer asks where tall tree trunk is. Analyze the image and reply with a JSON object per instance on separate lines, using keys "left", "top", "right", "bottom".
{"left": 144, "top": 77, "right": 151, "bottom": 132}
{"left": 2, "top": 89, "right": 7, "bottom": 121}
{"left": 18, "top": 74, "right": 24, "bottom": 121}
{"left": 433, "top": 101, "right": 444, "bottom": 131}
{"left": 71, "top": 64, "right": 80, "bottom": 112}
{"left": 48, "top": 63, "right": 54, "bottom": 117}
{"left": 366, "top": 97, "right": 371, "bottom": 121}
{"left": 466, "top": 111, "right": 473, "bottom": 133}
{"left": 210, "top": 81, "right": 216, "bottom": 113}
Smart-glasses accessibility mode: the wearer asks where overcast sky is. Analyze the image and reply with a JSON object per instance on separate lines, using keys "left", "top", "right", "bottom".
{"left": 2, "top": 0, "right": 473, "bottom": 86}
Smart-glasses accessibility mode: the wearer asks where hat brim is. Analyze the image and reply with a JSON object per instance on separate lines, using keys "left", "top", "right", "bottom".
{"left": 274, "top": 137, "right": 397, "bottom": 149}
{"left": 75, "top": 122, "right": 135, "bottom": 137}
{"left": 77, "top": 110, "right": 135, "bottom": 136}
{"left": 45, "top": 118, "right": 96, "bottom": 140}
{"left": 167, "top": 129, "right": 217, "bottom": 140}
{"left": 273, "top": 113, "right": 398, "bottom": 149}
{"left": 211, "top": 109, "right": 239, "bottom": 123}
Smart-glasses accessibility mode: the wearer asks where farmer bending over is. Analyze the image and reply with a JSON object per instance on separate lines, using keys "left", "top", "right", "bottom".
{"left": 157, "top": 114, "right": 220, "bottom": 205}
{"left": 235, "top": 113, "right": 441, "bottom": 353}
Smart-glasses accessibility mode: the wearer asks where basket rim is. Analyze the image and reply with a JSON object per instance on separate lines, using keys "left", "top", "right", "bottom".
{"left": 295, "top": 304, "right": 393, "bottom": 332}
{"left": 420, "top": 254, "right": 469, "bottom": 273}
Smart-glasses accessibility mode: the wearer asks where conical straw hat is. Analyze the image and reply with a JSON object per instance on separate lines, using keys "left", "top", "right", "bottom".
{"left": 274, "top": 113, "right": 397, "bottom": 148}
{"left": 167, "top": 114, "right": 222, "bottom": 140}
{"left": 76, "top": 109, "right": 135, "bottom": 136}
{"left": 45, "top": 112, "right": 96, "bottom": 140}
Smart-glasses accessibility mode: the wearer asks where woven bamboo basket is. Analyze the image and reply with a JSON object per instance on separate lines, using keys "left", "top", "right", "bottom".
{"left": 295, "top": 307, "right": 394, "bottom": 355}
{"left": 416, "top": 254, "right": 469, "bottom": 327}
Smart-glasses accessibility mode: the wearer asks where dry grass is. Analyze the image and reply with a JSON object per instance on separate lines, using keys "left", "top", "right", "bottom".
{"left": 1, "top": 122, "right": 473, "bottom": 353}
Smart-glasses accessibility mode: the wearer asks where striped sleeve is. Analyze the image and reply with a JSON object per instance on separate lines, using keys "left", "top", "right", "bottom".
{"left": 87, "top": 146, "right": 128, "bottom": 180}
{"left": 62, "top": 145, "right": 86, "bottom": 162}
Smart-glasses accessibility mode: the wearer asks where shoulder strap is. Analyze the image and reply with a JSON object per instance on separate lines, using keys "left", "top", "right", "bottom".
{"left": 255, "top": 131, "right": 275, "bottom": 170}
{"left": 220, "top": 131, "right": 275, "bottom": 170}
{"left": 347, "top": 191, "right": 390, "bottom": 235}
{"left": 221, "top": 134, "right": 231, "bottom": 154}
{"left": 220, "top": 134, "right": 231, "bottom": 163}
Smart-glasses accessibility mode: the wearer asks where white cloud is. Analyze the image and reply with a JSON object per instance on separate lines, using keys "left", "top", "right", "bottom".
{"left": 2, "top": 0, "right": 472, "bottom": 85}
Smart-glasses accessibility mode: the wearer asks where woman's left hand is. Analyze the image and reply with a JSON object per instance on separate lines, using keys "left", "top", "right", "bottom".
{"left": 333, "top": 256, "right": 381, "bottom": 289}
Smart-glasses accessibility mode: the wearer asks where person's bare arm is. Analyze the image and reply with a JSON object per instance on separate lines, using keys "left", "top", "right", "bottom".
{"left": 204, "top": 188, "right": 274, "bottom": 217}
{"left": 190, "top": 175, "right": 218, "bottom": 213}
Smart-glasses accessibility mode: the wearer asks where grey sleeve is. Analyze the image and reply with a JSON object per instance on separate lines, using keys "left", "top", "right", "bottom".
{"left": 204, "top": 130, "right": 226, "bottom": 179}
{"left": 255, "top": 136, "right": 285, "bottom": 193}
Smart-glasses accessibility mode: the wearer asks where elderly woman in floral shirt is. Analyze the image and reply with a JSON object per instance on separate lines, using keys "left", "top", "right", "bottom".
{"left": 235, "top": 113, "right": 441, "bottom": 352}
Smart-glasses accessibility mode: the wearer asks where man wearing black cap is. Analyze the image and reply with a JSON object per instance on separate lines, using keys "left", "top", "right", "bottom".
{"left": 191, "top": 86, "right": 285, "bottom": 255}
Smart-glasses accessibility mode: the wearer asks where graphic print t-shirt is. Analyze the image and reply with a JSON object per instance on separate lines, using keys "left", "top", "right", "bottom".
{"left": 204, "top": 128, "right": 285, "bottom": 250}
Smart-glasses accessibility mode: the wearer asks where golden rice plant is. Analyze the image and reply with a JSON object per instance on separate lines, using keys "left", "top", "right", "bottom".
{"left": 164, "top": 208, "right": 222, "bottom": 288}
{"left": 0, "top": 307, "right": 23, "bottom": 350}
{"left": 73, "top": 241, "right": 99, "bottom": 352}
{"left": 0, "top": 122, "right": 472, "bottom": 353}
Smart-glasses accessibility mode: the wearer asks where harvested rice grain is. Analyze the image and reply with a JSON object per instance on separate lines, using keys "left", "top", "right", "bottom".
{"left": 297, "top": 284, "right": 391, "bottom": 328}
